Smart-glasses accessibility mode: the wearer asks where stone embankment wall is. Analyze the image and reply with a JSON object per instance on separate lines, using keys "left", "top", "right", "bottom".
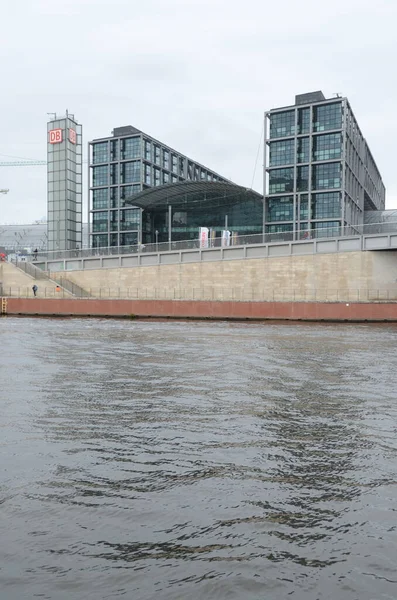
{"left": 50, "top": 250, "right": 397, "bottom": 302}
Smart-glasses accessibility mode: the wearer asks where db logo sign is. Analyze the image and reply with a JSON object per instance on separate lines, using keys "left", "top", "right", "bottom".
{"left": 69, "top": 128, "right": 77, "bottom": 144}
{"left": 49, "top": 129, "right": 63, "bottom": 144}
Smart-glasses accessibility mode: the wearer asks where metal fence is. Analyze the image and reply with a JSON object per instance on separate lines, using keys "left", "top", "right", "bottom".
{"left": 29, "top": 221, "right": 397, "bottom": 262}
{"left": 1, "top": 286, "right": 397, "bottom": 303}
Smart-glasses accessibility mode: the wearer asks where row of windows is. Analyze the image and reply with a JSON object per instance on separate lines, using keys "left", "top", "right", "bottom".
{"left": 92, "top": 185, "right": 141, "bottom": 209}
{"left": 265, "top": 221, "right": 341, "bottom": 235}
{"left": 92, "top": 138, "right": 141, "bottom": 163}
{"left": 269, "top": 102, "right": 343, "bottom": 139}
{"left": 92, "top": 232, "right": 138, "bottom": 248}
{"left": 92, "top": 209, "right": 141, "bottom": 233}
{"left": 266, "top": 192, "right": 341, "bottom": 221}
{"left": 92, "top": 162, "right": 141, "bottom": 186}
{"left": 92, "top": 138, "right": 223, "bottom": 184}
{"left": 269, "top": 133, "right": 342, "bottom": 166}
{"left": 268, "top": 163, "right": 341, "bottom": 194}
{"left": 92, "top": 161, "right": 222, "bottom": 188}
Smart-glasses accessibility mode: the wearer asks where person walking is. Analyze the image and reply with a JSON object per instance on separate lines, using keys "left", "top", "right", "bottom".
{"left": 33, "top": 248, "right": 38, "bottom": 262}
{"left": 32, "top": 284, "right": 38, "bottom": 297}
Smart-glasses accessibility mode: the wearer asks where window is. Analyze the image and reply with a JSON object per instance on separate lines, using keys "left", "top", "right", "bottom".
{"left": 313, "top": 133, "right": 342, "bottom": 161}
{"left": 144, "top": 139, "right": 151, "bottom": 161}
{"left": 92, "top": 142, "right": 108, "bottom": 164}
{"left": 144, "top": 163, "right": 151, "bottom": 185}
{"left": 110, "top": 163, "right": 118, "bottom": 185}
{"left": 179, "top": 157, "right": 185, "bottom": 176}
{"left": 297, "top": 166, "right": 309, "bottom": 191}
{"left": 297, "top": 137, "right": 310, "bottom": 163}
{"left": 154, "top": 145, "right": 160, "bottom": 166}
{"left": 92, "top": 211, "right": 108, "bottom": 232}
{"left": 265, "top": 223, "right": 293, "bottom": 233}
{"left": 92, "top": 188, "right": 108, "bottom": 210}
{"left": 171, "top": 174, "right": 178, "bottom": 183}
{"left": 312, "top": 162, "right": 341, "bottom": 190}
{"left": 110, "top": 140, "right": 118, "bottom": 161}
{"left": 313, "top": 102, "right": 342, "bottom": 132}
{"left": 269, "top": 139, "right": 295, "bottom": 166}
{"left": 120, "top": 137, "right": 141, "bottom": 160}
{"left": 267, "top": 196, "right": 294, "bottom": 221}
{"left": 120, "top": 232, "right": 138, "bottom": 246}
{"left": 269, "top": 168, "right": 294, "bottom": 194}
{"left": 92, "top": 165, "right": 108, "bottom": 187}
{"left": 110, "top": 187, "right": 118, "bottom": 208}
{"left": 298, "top": 108, "right": 310, "bottom": 134}
{"left": 314, "top": 221, "right": 341, "bottom": 237}
{"left": 163, "top": 171, "right": 169, "bottom": 184}
{"left": 120, "top": 185, "right": 141, "bottom": 207}
{"left": 120, "top": 208, "right": 140, "bottom": 231}
{"left": 92, "top": 234, "right": 108, "bottom": 248}
{"left": 269, "top": 111, "right": 295, "bottom": 138}
{"left": 312, "top": 192, "right": 341, "bottom": 218}
{"left": 110, "top": 233, "right": 119, "bottom": 247}
{"left": 171, "top": 154, "right": 178, "bottom": 174}
{"left": 300, "top": 194, "right": 308, "bottom": 220}
{"left": 110, "top": 210, "right": 119, "bottom": 231}
{"left": 163, "top": 149, "right": 169, "bottom": 170}
{"left": 120, "top": 161, "right": 141, "bottom": 184}
{"left": 154, "top": 167, "right": 160, "bottom": 186}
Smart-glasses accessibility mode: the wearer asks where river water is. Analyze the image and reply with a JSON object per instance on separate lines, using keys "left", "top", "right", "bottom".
{"left": 1, "top": 317, "right": 397, "bottom": 600}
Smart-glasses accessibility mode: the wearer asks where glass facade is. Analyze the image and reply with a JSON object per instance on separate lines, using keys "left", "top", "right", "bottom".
{"left": 47, "top": 114, "right": 82, "bottom": 251}
{"left": 265, "top": 94, "right": 385, "bottom": 239}
{"left": 89, "top": 128, "right": 228, "bottom": 248}
{"left": 142, "top": 188, "right": 263, "bottom": 245}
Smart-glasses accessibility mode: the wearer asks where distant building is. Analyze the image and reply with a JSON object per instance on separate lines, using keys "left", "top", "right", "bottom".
{"left": 88, "top": 126, "right": 229, "bottom": 248}
{"left": 47, "top": 111, "right": 83, "bottom": 251}
{"left": 264, "top": 91, "right": 385, "bottom": 238}
{"left": 0, "top": 223, "right": 88, "bottom": 253}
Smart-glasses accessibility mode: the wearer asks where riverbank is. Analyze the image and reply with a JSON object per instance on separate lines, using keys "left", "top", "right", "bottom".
{"left": 2, "top": 297, "right": 397, "bottom": 321}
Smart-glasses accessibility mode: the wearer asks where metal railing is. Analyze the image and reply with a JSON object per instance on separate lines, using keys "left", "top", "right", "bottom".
{"left": 1, "top": 286, "right": 396, "bottom": 303}
{"left": 26, "top": 221, "right": 397, "bottom": 262}
{"left": 12, "top": 259, "right": 49, "bottom": 279}
{"left": 11, "top": 259, "right": 90, "bottom": 298}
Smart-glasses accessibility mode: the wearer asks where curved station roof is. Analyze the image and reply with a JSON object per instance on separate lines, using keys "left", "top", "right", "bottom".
{"left": 127, "top": 180, "right": 263, "bottom": 211}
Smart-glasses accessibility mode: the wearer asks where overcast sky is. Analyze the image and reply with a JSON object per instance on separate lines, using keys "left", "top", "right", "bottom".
{"left": 1, "top": 0, "right": 396, "bottom": 223}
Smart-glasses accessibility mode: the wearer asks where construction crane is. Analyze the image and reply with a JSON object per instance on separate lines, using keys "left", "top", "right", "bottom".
{"left": 0, "top": 159, "right": 87, "bottom": 167}
{"left": 0, "top": 160, "right": 47, "bottom": 167}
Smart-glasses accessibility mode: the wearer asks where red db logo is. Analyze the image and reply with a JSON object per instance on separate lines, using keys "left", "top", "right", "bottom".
{"left": 49, "top": 129, "right": 63, "bottom": 144}
{"left": 69, "top": 128, "right": 77, "bottom": 144}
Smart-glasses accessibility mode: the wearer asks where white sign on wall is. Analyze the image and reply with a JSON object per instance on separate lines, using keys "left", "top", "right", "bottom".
{"left": 199, "top": 227, "right": 209, "bottom": 248}
{"left": 221, "top": 230, "right": 231, "bottom": 247}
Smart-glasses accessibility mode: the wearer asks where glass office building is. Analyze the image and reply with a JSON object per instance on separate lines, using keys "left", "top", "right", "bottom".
{"left": 264, "top": 91, "right": 385, "bottom": 238}
{"left": 88, "top": 126, "right": 229, "bottom": 248}
{"left": 47, "top": 112, "right": 82, "bottom": 251}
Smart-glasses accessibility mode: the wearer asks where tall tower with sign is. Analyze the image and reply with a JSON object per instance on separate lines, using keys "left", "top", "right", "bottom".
{"left": 47, "top": 111, "right": 82, "bottom": 252}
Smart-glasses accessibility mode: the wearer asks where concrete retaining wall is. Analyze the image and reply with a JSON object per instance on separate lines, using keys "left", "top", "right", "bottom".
{"left": 48, "top": 250, "right": 397, "bottom": 302}
{"left": 3, "top": 297, "right": 397, "bottom": 321}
